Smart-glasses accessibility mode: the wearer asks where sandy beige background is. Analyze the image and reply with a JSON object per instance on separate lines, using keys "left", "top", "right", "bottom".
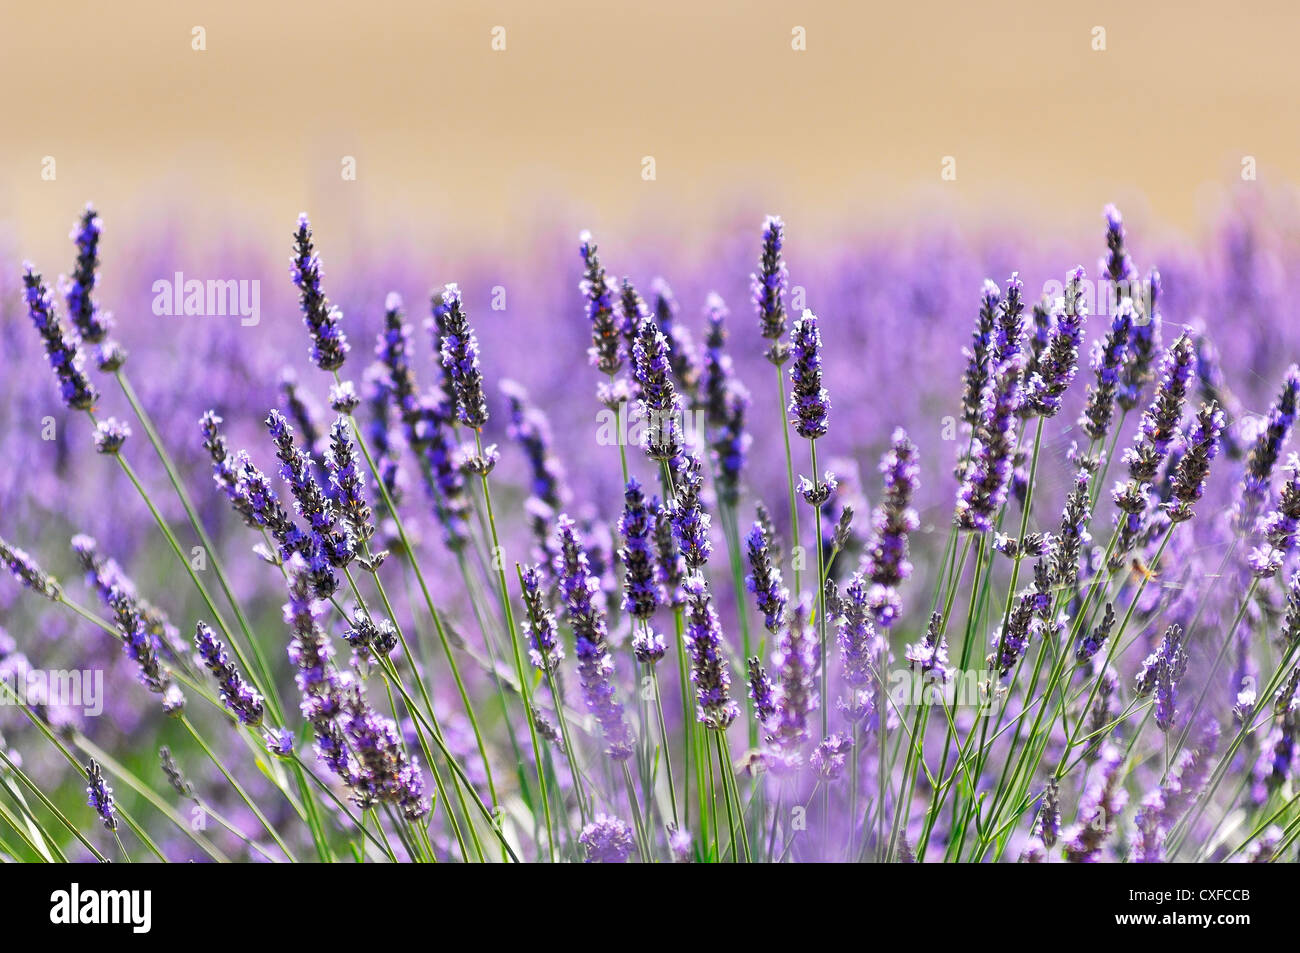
{"left": 2, "top": 1, "right": 1297, "bottom": 262}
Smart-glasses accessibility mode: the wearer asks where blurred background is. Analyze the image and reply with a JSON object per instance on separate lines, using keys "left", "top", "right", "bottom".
{"left": 2, "top": 0, "right": 1298, "bottom": 265}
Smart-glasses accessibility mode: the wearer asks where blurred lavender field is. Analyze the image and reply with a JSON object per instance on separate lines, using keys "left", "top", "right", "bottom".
{"left": 1, "top": 191, "right": 1298, "bottom": 863}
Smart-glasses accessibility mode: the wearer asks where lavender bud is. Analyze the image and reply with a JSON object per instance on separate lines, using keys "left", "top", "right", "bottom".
{"left": 751, "top": 215, "right": 790, "bottom": 364}
{"left": 579, "top": 232, "right": 622, "bottom": 375}
{"left": 0, "top": 536, "right": 62, "bottom": 601}
{"left": 436, "top": 283, "right": 489, "bottom": 429}
{"left": 618, "top": 478, "right": 662, "bottom": 618}
{"left": 22, "top": 265, "right": 98, "bottom": 411}
{"left": 745, "top": 517, "right": 787, "bottom": 633}
{"left": 290, "top": 214, "right": 349, "bottom": 371}
{"left": 85, "top": 760, "right": 117, "bottom": 832}
{"left": 682, "top": 576, "right": 739, "bottom": 729}
{"left": 520, "top": 564, "right": 564, "bottom": 672}
{"left": 194, "top": 621, "right": 264, "bottom": 726}
{"left": 65, "top": 204, "right": 113, "bottom": 343}
{"left": 787, "top": 310, "right": 830, "bottom": 440}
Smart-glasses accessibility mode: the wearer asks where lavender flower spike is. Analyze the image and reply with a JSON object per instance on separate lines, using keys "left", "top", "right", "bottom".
{"left": 618, "top": 478, "right": 662, "bottom": 618}
{"left": 682, "top": 576, "right": 739, "bottom": 729}
{"left": 631, "top": 320, "right": 684, "bottom": 460}
{"left": 1078, "top": 299, "right": 1135, "bottom": 442}
{"left": 554, "top": 515, "right": 634, "bottom": 760}
{"left": 579, "top": 231, "right": 622, "bottom": 375}
{"left": 85, "top": 760, "right": 117, "bottom": 832}
{"left": 747, "top": 656, "right": 777, "bottom": 724}
{"left": 669, "top": 452, "right": 712, "bottom": 569}
{"left": 1164, "top": 401, "right": 1224, "bottom": 524}
{"left": 1236, "top": 364, "right": 1300, "bottom": 530}
{"left": 195, "top": 621, "right": 264, "bottom": 726}
{"left": 520, "top": 564, "right": 564, "bottom": 671}
{"left": 22, "top": 265, "right": 98, "bottom": 411}
{"left": 862, "top": 428, "right": 920, "bottom": 627}
{"left": 1024, "top": 267, "right": 1088, "bottom": 418}
{"left": 290, "top": 213, "right": 349, "bottom": 371}
{"left": 768, "top": 597, "right": 817, "bottom": 769}
{"left": 326, "top": 417, "right": 375, "bottom": 545}
{"left": 745, "top": 516, "right": 787, "bottom": 632}
{"left": 752, "top": 214, "right": 790, "bottom": 364}
{"left": 0, "top": 536, "right": 63, "bottom": 601}
{"left": 65, "top": 204, "right": 113, "bottom": 343}
{"left": 788, "top": 310, "right": 830, "bottom": 440}
{"left": 955, "top": 275, "right": 1027, "bottom": 532}
{"left": 436, "top": 283, "right": 489, "bottom": 429}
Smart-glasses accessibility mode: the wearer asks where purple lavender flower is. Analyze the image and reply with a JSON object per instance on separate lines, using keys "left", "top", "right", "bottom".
{"left": 0, "top": 536, "right": 62, "bottom": 601}
{"left": 1110, "top": 333, "right": 1196, "bottom": 561}
{"left": 618, "top": 277, "right": 651, "bottom": 363}
{"left": 811, "top": 733, "right": 853, "bottom": 781}
{"left": 290, "top": 214, "right": 349, "bottom": 371}
{"left": 1236, "top": 364, "right": 1300, "bottom": 530}
{"left": 618, "top": 478, "right": 662, "bottom": 618}
{"left": 669, "top": 452, "right": 712, "bottom": 569}
{"left": 699, "top": 294, "right": 750, "bottom": 505}
{"left": 1101, "top": 204, "right": 1136, "bottom": 287}
{"left": 1118, "top": 266, "right": 1163, "bottom": 411}
{"left": 752, "top": 215, "right": 790, "bottom": 364}
{"left": 194, "top": 621, "right": 264, "bottom": 726}
{"left": 436, "top": 283, "right": 489, "bottom": 429}
{"left": 961, "top": 281, "right": 1001, "bottom": 426}
{"left": 1061, "top": 744, "right": 1128, "bottom": 862}
{"left": 554, "top": 515, "right": 633, "bottom": 760}
{"left": 284, "top": 554, "right": 354, "bottom": 784}
{"left": 632, "top": 628, "right": 666, "bottom": 664}
{"left": 632, "top": 320, "right": 684, "bottom": 460}
{"left": 72, "top": 534, "right": 183, "bottom": 660}
{"left": 91, "top": 417, "right": 129, "bottom": 455}
{"left": 579, "top": 232, "right": 622, "bottom": 375}
{"left": 837, "top": 572, "right": 881, "bottom": 721}
{"left": 787, "top": 310, "right": 830, "bottom": 440}
{"left": 326, "top": 417, "right": 374, "bottom": 546}
{"left": 85, "top": 760, "right": 117, "bottom": 832}
{"left": 22, "top": 265, "right": 98, "bottom": 411}
{"left": 863, "top": 428, "right": 919, "bottom": 626}
{"left": 768, "top": 597, "right": 817, "bottom": 768}
{"left": 653, "top": 501, "right": 686, "bottom": 608}
{"left": 956, "top": 276, "right": 1026, "bottom": 531}
{"left": 1164, "top": 401, "right": 1224, "bottom": 524}
{"left": 682, "top": 576, "right": 739, "bottom": 729}
{"left": 904, "top": 611, "right": 952, "bottom": 683}
{"left": 745, "top": 515, "right": 787, "bottom": 632}
{"left": 329, "top": 380, "right": 359, "bottom": 414}
{"left": 1024, "top": 267, "right": 1088, "bottom": 418}
{"left": 520, "top": 564, "right": 563, "bottom": 672}
{"left": 108, "top": 588, "right": 184, "bottom": 713}
{"left": 747, "top": 656, "right": 776, "bottom": 724}
{"left": 579, "top": 814, "right": 635, "bottom": 863}
{"left": 65, "top": 204, "right": 113, "bottom": 343}
{"left": 1074, "top": 603, "right": 1115, "bottom": 663}
{"left": 1078, "top": 299, "right": 1135, "bottom": 442}
{"left": 267, "top": 409, "right": 352, "bottom": 588}
{"left": 1135, "top": 623, "right": 1188, "bottom": 731}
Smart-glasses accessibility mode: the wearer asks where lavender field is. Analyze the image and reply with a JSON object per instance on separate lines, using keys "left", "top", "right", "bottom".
{"left": 1, "top": 195, "right": 1298, "bottom": 864}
